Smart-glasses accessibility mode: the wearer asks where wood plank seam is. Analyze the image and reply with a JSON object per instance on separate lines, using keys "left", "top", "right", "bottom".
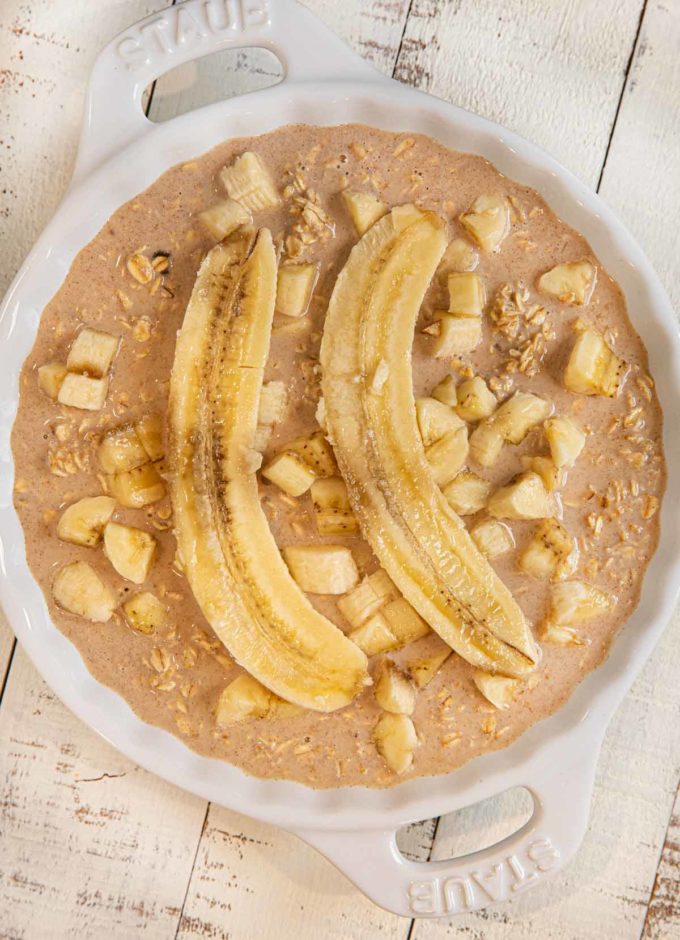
{"left": 596, "top": 0, "right": 650, "bottom": 190}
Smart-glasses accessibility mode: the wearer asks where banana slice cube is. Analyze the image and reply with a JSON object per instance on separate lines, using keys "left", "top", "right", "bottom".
{"left": 439, "top": 237, "right": 478, "bottom": 273}
{"left": 473, "top": 670, "right": 521, "bottom": 709}
{"left": 337, "top": 569, "right": 399, "bottom": 629}
{"left": 262, "top": 451, "right": 316, "bottom": 497}
{"left": 276, "top": 263, "right": 318, "bottom": 317}
{"left": 219, "top": 151, "right": 280, "bottom": 211}
{"left": 546, "top": 580, "right": 614, "bottom": 626}
{"left": 258, "top": 382, "right": 288, "bottom": 427}
{"left": 52, "top": 561, "right": 115, "bottom": 623}
{"left": 431, "top": 374, "right": 458, "bottom": 407}
{"left": 416, "top": 396, "right": 465, "bottom": 447}
{"left": 107, "top": 463, "right": 166, "bottom": 508}
{"left": 198, "top": 198, "right": 252, "bottom": 240}
{"left": 447, "top": 272, "right": 485, "bottom": 317}
{"left": 564, "top": 327, "right": 627, "bottom": 397}
{"left": 103, "top": 521, "right": 157, "bottom": 584}
{"left": 373, "top": 712, "right": 418, "bottom": 775}
{"left": 545, "top": 415, "right": 586, "bottom": 468}
{"left": 135, "top": 413, "right": 165, "bottom": 462}
{"left": 382, "top": 597, "right": 430, "bottom": 646}
{"left": 471, "top": 519, "right": 515, "bottom": 558}
{"left": 374, "top": 659, "right": 416, "bottom": 715}
{"left": 519, "top": 518, "right": 578, "bottom": 581}
{"left": 57, "top": 495, "right": 116, "bottom": 547}
{"left": 283, "top": 545, "right": 359, "bottom": 595}
{"left": 57, "top": 373, "right": 109, "bottom": 411}
{"left": 538, "top": 260, "right": 596, "bottom": 305}
{"left": 66, "top": 328, "right": 119, "bottom": 378}
{"left": 443, "top": 471, "right": 493, "bottom": 515}
{"left": 455, "top": 375, "right": 497, "bottom": 422}
{"left": 406, "top": 638, "right": 452, "bottom": 688}
{"left": 460, "top": 193, "right": 510, "bottom": 252}
{"left": 488, "top": 472, "right": 554, "bottom": 521}
{"left": 431, "top": 313, "right": 482, "bottom": 357}
{"left": 348, "top": 613, "right": 397, "bottom": 656}
{"left": 343, "top": 191, "right": 388, "bottom": 236}
{"left": 38, "top": 362, "right": 67, "bottom": 400}
{"left": 98, "top": 424, "right": 149, "bottom": 474}
{"left": 123, "top": 591, "right": 166, "bottom": 634}
{"left": 310, "top": 477, "right": 358, "bottom": 535}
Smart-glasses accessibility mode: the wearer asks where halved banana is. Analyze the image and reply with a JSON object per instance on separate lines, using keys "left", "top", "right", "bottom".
{"left": 320, "top": 206, "right": 538, "bottom": 677}
{"left": 168, "top": 228, "right": 367, "bottom": 711}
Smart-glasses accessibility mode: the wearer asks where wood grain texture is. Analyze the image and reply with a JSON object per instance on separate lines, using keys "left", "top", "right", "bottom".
{"left": 0, "top": 650, "right": 208, "bottom": 939}
{"left": 394, "top": 0, "right": 645, "bottom": 187}
{"left": 1, "top": 0, "right": 680, "bottom": 936}
{"left": 642, "top": 779, "right": 680, "bottom": 939}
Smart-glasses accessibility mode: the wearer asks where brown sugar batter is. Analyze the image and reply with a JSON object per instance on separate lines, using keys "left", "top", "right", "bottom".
{"left": 11, "top": 124, "right": 664, "bottom": 788}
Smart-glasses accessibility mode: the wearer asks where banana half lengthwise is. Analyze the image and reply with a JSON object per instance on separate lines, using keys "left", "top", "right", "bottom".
{"left": 168, "top": 228, "right": 368, "bottom": 710}
{"left": 320, "top": 206, "right": 539, "bottom": 678}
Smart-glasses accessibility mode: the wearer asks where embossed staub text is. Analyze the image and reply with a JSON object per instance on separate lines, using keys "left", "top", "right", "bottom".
{"left": 407, "top": 837, "right": 561, "bottom": 915}
{"left": 115, "top": 0, "right": 270, "bottom": 71}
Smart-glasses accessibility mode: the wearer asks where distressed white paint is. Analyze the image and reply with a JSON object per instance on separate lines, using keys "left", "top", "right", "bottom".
{"left": 1, "top": 0, "right": 680, "bottom": 936}
{"left": 0, "top": 650, "right": 207, "bottom": 938}
{"left": 395, "top": 0, "right": 645, "bottom": 188}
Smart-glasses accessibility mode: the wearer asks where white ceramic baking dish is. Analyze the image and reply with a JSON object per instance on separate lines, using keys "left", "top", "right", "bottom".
{"left": 1, "top": 0, "right": 679, "bottom": 918}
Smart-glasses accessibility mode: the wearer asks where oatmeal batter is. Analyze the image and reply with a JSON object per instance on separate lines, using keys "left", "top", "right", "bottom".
{"left": 11, "top": 124, "right": 664, "bottom": 787}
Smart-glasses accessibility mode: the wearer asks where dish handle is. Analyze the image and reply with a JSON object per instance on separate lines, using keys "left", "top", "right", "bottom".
{"left": 292, "top": 748, "right": 600, "bottom": 918}
{"left": 73, "top": 0, "right": 382, "bottom": 182}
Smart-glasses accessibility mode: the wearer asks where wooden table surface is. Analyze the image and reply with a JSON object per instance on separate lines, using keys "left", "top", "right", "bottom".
{"left": 1, "top": 1, "right": 679, "bottom": 936}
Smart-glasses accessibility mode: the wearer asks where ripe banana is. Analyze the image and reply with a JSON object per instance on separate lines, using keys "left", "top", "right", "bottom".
{"left": 168, "top": 228, "right": 368, "bottom": 711}
{"left": 320, "top": 207, "right": 538, "bottom": 677}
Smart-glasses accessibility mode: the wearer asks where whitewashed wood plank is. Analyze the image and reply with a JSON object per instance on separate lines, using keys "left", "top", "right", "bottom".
{"left": 394, "top": 0, "right": 645, "bottom": 188}
{"left": 598, "top": 0, "right": 680, "bottom": 309}
{"left": 642, "top": 779, "right": 680, "bottom": 939}
{"left": 175, "top": 804, "right": 412, "bottom": 939}
{"left": 0, "top": 0, "right": 167, "bottom": 298}
{"left": 0, "top": 649, "right": 208, "bottom": 939}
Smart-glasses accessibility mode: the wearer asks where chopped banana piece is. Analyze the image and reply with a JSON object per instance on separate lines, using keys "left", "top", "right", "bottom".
{"left": 447, "top": 272, "right": 485, "bottom": 317}
{"left": 107, "top": 463, "right": 166, "bottom": 508}
{"left": 253, "top": 425, "right": 272, "bottom": 453}
{"left": 103, "top": 521, "right": 157, "bottom": 584}
{"left": 519, "top": 519, "right": 578, "bottom": 581}
{"left": 343, "top": 191, "right": 388, "bottom": 236}
{"left": 425, "top": 426, "right": 469, "bottom": 486}
{"left": 311, "top": 476, "right": 358, "bottom": 535}
{"left": 286, "top": 431, "right": 337, "bottom": 478}
{"left": 473, "top": 671, "right": 521, "bottom": 709}
{"left": 443, "top": 471, "right": 493, "bottom": 515}
{"left": 564, "top": 328, "right": 627, "bottom": 397}
{"left": 431, "top": 314, "right": 482, "bottom": 357}
{"left": 469, "top": 423, "right": 504, "bottom": 468}
{"left": 349, "top": 613, "right": 397, "bottom": 656}
{"left": 276, "top": 263, "right": 318, "bottom": 317}
{"left": 219, "top": 151, "right": 280, "bottom": 211}
{"left": 283, "top": 545, "right": 359, "bottom": 595}
{"left": 216, "top": 675, "right": 273, "bottom": 725}
{"left": 98, "top": 424, "right": 148, "bottom": 474}
{"left": 57, "top": 495, "right": 116, "bottom": 547}
{"left": 492, "top": 391, "right": 553, "bottom": 445}
{"left": 258, "top": 381, "right": 288, "bottom": 427}
{"left": 338, "top": 569, "right": 399, "bottom": 628}
{"left": 540, "top": 623, "right": 586, "bottom": 646}
{"left": 547, "top": 580, "right": 614, "bottom": 626}
{"left": 455, "top": 375, "right": 497, "bottom": 422}
{"left": 471, "top": 519, "right": 515, "bottom": 558}
{"left": 52, "top": 561, "right": 115, "bottom": 622}
{"left": 431, "top": 374, "right": 458, "bottom": 407}
{"left": 522, "top": 455, "right": 565, "bottom": 493}
{"left": 460, "top": 193, "right": 510, "bottom": 252}
{"left": 544, "top": 416, "right": 586, "bottom": 468}
{"left": 488, "top": 472, "right": 554, "bottom": 520}
{"left": 57, "top": 373, "right": 109, "bottom": 411}
{"left": 66, "top": 328, "right": 119, "bottom": 378}
{"left": 538, "top": 260, "right": 596, "bottom": 305}
{"left": 38, "top": 362, "right": 67, "bottom": 399}
{"left": 123, "top": 591, "right": 166, "bottom": 634}
{"left": 374, "top": 659, "right": 416, "bottom": 715}
{"left": 406, "top": 638, "right": 452, "bottom": 688}
{"left": 382, "top": 597, "right": 430, "bottom": 646}
{"left": 262, "top": 451, "right": 316, "bottom": 497}
{"left": 373, "top": 712, "right": 418, "bottom": 775}
{"left": 198, "top": 198, "right": 252, "bottom": 239}
{"left": 440, "top": 237, "right": 478, "bottom": 273}
{"left": 416, "top": 396, "right": 465, "bottom": 447}
{"left": 135, "top": 413, "right": 165, "bottom": 462}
